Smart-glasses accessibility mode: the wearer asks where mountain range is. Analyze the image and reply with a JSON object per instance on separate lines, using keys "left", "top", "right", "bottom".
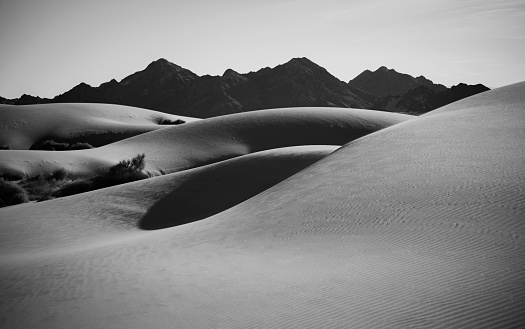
{"left": 1, "top": 58, "right": 489, "bottom": 117}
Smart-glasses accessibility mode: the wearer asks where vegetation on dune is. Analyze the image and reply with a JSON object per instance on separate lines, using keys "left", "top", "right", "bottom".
{"left": 0, "top": 154, "right": 149, "bottom": 208}
{"left": 109, "top": 153, "right": 145, "bottom": 175}
{"left": 154, "top": 117, "right": 186, "bottom": 125}
{"left": 0, "top": 178, "right": 29, "bottom": 207}
{"left": 0, "top": 171, "right": 25, "bottom": 181}
{"left": 58, "top": 154, "right": 148, "bottom": 197}
{"left": 39, "top": 140, "right": 94, "bottom": 151}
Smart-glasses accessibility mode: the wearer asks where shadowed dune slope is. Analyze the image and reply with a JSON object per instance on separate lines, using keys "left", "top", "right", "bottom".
{"left": 139, "top": 145, "right": 338, "bottom": 229}
{"left": 0, "top": 83, "right": 524, "bottom": 328}
{"left": 0, "top": 103, "right": 197, "bottom": 150}
{"left": 0, "top": 107, "right": 411, "bottom": 178}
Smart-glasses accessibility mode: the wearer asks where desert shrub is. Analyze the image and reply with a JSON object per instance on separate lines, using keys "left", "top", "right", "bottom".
{"left": 69, "top": 142, "right": 93, "bottom": 150}
{"left": 49, "top": 168, "right": 69, "bottom": 180}
{"left": 154, "top": 117, "right": 185, "bottom": 125}
{"left": 55, "top": 154, "right": 148, "bottom": 197}
{"left": 25, "top": 173, "right": 45, "bottom": 182}
{"left": 41, "top": 140, "right": 70, "bottom": 151}
{"left": 0, "top": 178, "right": 29, "bottom": 207}
{"left": 55, "top": 180, "right": 94, "bottom": 197}
{"left": 2, "top": 155, "right": 148, "bottom": 202}
{"left": 108, "top": 153, "right": 145, "bottom": 176}
{"left": 39, "top": 140, "right": 93, "bottom": 151}
{"left": 17, "top": 170, "right": 70, "bottom": 201}
{"left": 21, "top": 174, "right": 54, "bottom": 201}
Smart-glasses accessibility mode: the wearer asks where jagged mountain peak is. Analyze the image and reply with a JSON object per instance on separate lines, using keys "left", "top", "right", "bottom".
{"left": 222, "top": 68, "right": 241, "bottom": 78}
{"left": 120, "top": 58, "right": 198, "bottom": 87}
{"left": 98, "top": 79, "right": 119, "bottom": 88}
{"left": 223, "top": 68, "right": 236, "bottom": 75}
{"left": 222, "top": 68, "right": 248, "bottom": 83}
{"left": 284, "top": 57, "right": 322, "bottom": 70}
{"left": 2, "top": 57, "right": 489, "bottom": 117}
{"left": 288, "top": 57, "right": 314, "bottom": 64}
{"left": 76, "top": 82, "right": 92, "bottom": 88}
{"left": 145, "top": 58, "right": 184, "bottom": 72}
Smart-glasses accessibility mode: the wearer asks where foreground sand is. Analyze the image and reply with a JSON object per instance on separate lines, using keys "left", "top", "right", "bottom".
{"left": 1, "top": 83, "right": 524, "bottom": 328}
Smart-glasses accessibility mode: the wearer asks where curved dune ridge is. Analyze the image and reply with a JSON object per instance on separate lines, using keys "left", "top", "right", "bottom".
{"left": 0, "top": 103, "right": 197, "bottom": 150}
{"left": 0, "top": 107, "right": 411, "bottom": 177}
{"left": 1, "top": 82, "right": 524, "bottom": 328}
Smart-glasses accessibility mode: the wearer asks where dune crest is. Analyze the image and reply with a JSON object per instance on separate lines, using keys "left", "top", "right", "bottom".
{"left": 0, "top": 107, "right": 412, "bottom": 178}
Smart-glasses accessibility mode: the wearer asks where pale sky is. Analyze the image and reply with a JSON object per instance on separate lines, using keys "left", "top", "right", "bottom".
{"left": 0, "top": 0, "right": 524, "bottom": 98}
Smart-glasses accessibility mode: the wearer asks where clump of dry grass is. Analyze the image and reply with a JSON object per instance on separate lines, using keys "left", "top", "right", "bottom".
{"left": 0, "top": 154, "right": 151, "bottom": 207}
{"left": 38, "top": 140, "right": 94, "bottom": 151}
{"left": 154, "top": 117, "right": 185, "bottom": 125}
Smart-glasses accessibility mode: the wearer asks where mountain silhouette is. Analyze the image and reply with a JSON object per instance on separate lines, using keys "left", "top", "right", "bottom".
{"left": 1, "top": 58, "right": 489, "bottom": 116}
{"left": 348, "top": 66, "right": 448, "bottom": 97}
{"left": 348, "top": 66, "right": 489, "bottom": 114}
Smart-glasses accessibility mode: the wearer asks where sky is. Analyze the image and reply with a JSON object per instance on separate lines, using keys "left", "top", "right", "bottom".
{"left": 0, "top": 0, "right": 524, "bottom": 99}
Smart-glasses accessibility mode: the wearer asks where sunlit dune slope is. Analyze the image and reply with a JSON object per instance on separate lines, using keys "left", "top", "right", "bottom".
{"left": 0, "top": 83, "right": 524, "bottom": 329}
{"left": 0, "top": 103, "right": 197, "bottom": 150}
{"left": 0, "top": 107, "right": 412, "bottom": 178}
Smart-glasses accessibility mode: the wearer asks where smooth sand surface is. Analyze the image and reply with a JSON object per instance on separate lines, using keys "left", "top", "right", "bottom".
{"left": 0, "top": 107, "right": 411, "bottom": 178}
{"left": 1, "top": 83, "right": 524, "bottom": 328}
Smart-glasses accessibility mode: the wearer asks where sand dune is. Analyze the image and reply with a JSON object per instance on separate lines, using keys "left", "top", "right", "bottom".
{"left": 0, "top": 107, "right": 411, "bottom": 178}
{"left": 0, "top": 103, "right": 197, "bottom": 150}
{"left": 0, "top": 145, "right": 337, "bottom": 256}
{"left": 1, "top": 83, "right": 524, "bottom": 328}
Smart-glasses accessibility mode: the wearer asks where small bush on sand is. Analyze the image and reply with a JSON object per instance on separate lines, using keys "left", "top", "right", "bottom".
{"left": 56, "top": 154, "right": 148, "bottom": 198}
{"left": 1, "top": 154, "right": 150, "bottom": 206}
{"left": 154, "top": 117, "right": 185, "bottom": 125}
{"left": 108, "top": 153, "right": 146, "bottom": 176}
{"left": 40, "top": 140, "right": 93, "bottom": 151}
{"left": 41, "top": 140, "right": 70, "bottom": 151}
{"left": 17, "top": 170, "right": 71, "bottom": 203}
{"left": 69, "top": 142, "right": 93, "bottom": 150}
{"left": 55, "top": 180, "right": 94, "bottom": 197}
{"left": 0, "top": 178, "right": 29, "bottom": 207}
{"left": 25, "top": 173, "right": 45, "bottom": 182}
{"left": 49, "top": 168, "right": 68, "bottom": 180}
{"left": 21, "top": 174, "right": 55, "bottom": 201}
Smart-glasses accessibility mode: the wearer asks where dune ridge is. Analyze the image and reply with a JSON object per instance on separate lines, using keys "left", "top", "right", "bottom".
{"left": 1, "top": 83, "right": 524, "bottom": 328}
{"left": 0, "top": 107, "right": 412, "bottom": 178}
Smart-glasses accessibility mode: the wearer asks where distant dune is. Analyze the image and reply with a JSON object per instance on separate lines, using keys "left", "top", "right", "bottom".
{"left": 1, "top": 83, "right": 524, "bottom": 328}
{"left": 0, "top": 107, "right": 411, "bottom": 178}
{"left": 0, "top": 102, "right": 197, "bottom": 150}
